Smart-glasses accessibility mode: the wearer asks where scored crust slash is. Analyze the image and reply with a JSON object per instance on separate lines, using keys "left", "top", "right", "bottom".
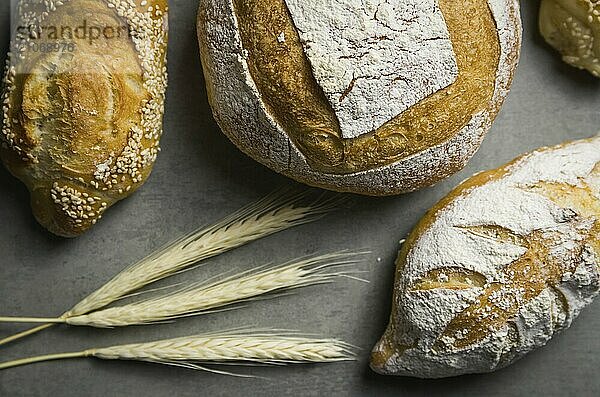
{"left": 234, "top": 0, "right": 499, "bottom": 173}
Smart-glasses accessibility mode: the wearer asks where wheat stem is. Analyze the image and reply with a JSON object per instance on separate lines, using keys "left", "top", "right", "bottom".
{"left": 0, "top": 352, "right": 88, "bottom": 370}
{"left": 0, "top": 324, "right": 56, "bottom": 346}
{"left": 0, "top": 317, "right": 65, "bottom": 324}
{"left": 0, "top": 334, "right": 354, "bottom": 371}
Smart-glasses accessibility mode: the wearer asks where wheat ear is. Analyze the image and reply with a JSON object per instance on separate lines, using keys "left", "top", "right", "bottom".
{"left": 0, "top": 252, "right": 366, "bottom": 328}
{"left": 0, "top": 189, "right": 346, "bottom": 346}
{"left": 66, "top": 252, "right": 365, "bottom": 327}
{"left": 68, "top": 190, "right": 343, "bottom": 317}
{"left": 0, "top": 333, "right": 355, "bottom": 371}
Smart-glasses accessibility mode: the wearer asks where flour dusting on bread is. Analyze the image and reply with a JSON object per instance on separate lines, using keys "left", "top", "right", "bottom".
{"left": 372, "top": 137, "right": 600, "bottom": 378}
{"left": 285, "top": 0, "right": 458, "bottom": 139}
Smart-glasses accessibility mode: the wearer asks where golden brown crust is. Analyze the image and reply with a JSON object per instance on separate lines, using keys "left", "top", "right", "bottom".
{"left": 1, "top": 0, "right": 168, "bottom": 237}
{"left": 234, "top": 0, "right": 500, "bottom": 174}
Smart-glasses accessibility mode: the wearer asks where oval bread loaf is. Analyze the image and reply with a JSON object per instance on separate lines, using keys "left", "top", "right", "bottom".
{"left": 197, "top": 0, "right": 522, "bottom": 195}
{"left": 1, "top": 0, "right": 168, "bottom": 237}
{"left": 371, "top": 136, "right": 600, "bottom": 378}
{"left": 540, "top": 0, "right": 600, "bottom": 77}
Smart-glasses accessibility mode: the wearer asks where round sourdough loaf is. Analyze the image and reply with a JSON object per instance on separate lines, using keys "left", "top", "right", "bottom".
{"left": 197, "top": 0, "right": 522, "bottom": 195}
{"left": 371, "top": 136, "right": 600, "bottom": 378}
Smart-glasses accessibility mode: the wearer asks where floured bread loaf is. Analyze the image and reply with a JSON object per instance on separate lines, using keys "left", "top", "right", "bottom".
{"left": 197, "top": 0, "right": 522, "bottom": 195}
{"left": 371, "top": 136, "right": 600, "bottom": 378}
{"left": 540, "top": 0, "right": 600, "bottom": 77}
{"left": 1, "top": 0, "right": 168, "bottom": 237}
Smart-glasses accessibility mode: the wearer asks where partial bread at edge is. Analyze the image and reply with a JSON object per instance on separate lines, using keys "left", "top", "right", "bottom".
{"left": 371, "top": 136, "right": 600, "bottom": 378}
{"left": 540, "top": 0, "right": 600, "bottom": 77}
{"left": 1, "top": 0, "right": 168, "bottom": 237}
{"left": 197, "top": 0, "right": 522, "bottom": 195}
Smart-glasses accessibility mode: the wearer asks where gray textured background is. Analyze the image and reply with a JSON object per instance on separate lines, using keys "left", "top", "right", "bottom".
{"left": 1, "top": 1, "right": 599, "bottom": 396}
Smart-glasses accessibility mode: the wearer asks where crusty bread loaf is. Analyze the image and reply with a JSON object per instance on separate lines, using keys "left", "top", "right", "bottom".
{"left": 371, "top": 136, "right": 600, "bottom": 378}
{"left": 540, "top": 0, "right": 600, "bottom": 77}
{"left": 197, "top": 0, "right": 522, "bottom": 196}
{"left": 1, "top": 0, "right": 168, "bottom": 237}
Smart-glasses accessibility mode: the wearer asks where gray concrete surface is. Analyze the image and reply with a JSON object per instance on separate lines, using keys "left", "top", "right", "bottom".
{"left": 1, "top": 1, "right": 599, "bottom": 396}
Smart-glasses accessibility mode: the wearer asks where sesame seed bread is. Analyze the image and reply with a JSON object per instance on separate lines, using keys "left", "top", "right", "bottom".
{"left": 197, "top": 0, "right": 522, "bottom": 196}
{"left": 540, "top": 0, "right": 600, "bottom": 77}
{"left": 371, "top": 136, "right": 600, "bottom": 378}
{"left": 1, "top": 0, "right": 168, "bottom": 237}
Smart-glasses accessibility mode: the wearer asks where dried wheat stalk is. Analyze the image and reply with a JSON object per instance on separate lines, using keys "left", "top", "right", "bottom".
{"left": 0, "top": 253, "right": 365, "bottom": 328}
{"left": 0, "top": 333, "right": 355, "bottom": 371}
{"left": 67, "top": 253, "right": 363, "bottom": 327}
{"left": 68, "top": 189, "right": 343, "bottom": 317}
{"left": 0, "top": 189, "right": 347, "bottom": 345}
